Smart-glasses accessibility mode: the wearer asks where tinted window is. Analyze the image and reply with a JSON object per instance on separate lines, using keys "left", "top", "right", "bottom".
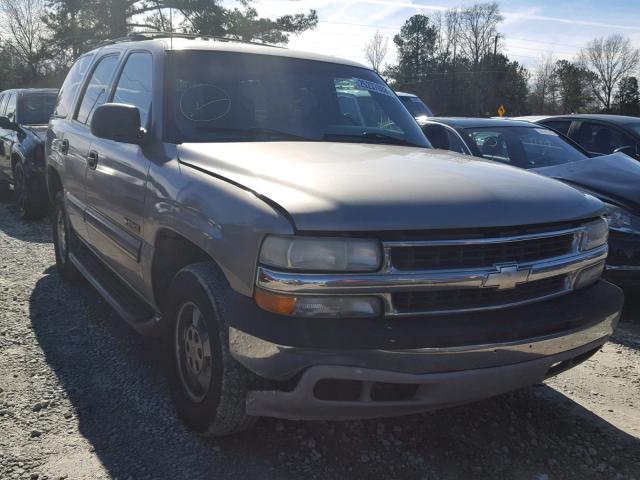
{"left": 166, "top": 51, "right": 429, "bottom": 147}
{"left": 54, "top": 54, "right": 94, "bottom": 118}
{"left": 112, "top": 52, "right": 153, "bottom": 127}
{"left": 399, "top": 96, "right": 433, "bottom": 117}
{"left": 76, "top": 55, "right": 119, "bottom": 125}
{"left": 4, "top": 94, "right": 17, "bottom": 122}
{"left": 576, "top": 122, "right": 631, "bottom": 154}
{"left": 18, "top": 93, "right": 57, "bottom": 125}
{"left": 464, "top": 126, "right": 588, "bottom": 168}
{"left": 541, "top": 120, "right": 571, "bottom": 135}
{"left": 423, "top": 124, "right": 467, "bottom": 153}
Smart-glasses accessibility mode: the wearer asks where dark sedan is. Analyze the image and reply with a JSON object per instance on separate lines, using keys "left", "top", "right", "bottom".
{"left": 0, "top": 88, "right": 58, "bottom": 219}
{"left": 421, "top": 117, "right": 640, "bottom": 285}
{"left": 516, "top": 114, "right": 640, "bottom": 161}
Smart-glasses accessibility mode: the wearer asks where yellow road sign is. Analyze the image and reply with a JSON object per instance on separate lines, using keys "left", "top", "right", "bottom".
{"left": 497, "top": 105, "right": 506, "bottom": 117}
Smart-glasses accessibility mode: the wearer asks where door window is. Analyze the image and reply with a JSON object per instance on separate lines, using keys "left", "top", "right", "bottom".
{"left": 577, "top": 122, "right": 631, "bottom": 154}
{"left": 112, "top": 52, "right": 153, "bottom": 128}
{"left": 4, "top": 94, "right": 17, "bottom": 123}
{"left": 54, "top": 54, "right": 95, "bottom": 118}
{"left": 76, "top": 55, "right": 120, "bottom": 125}
{"left": 541, "top": 120, "right": 571, "bottom": 136}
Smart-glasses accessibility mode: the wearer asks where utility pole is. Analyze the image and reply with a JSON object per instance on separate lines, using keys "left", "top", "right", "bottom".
{"left": 493, "top": 35, "right": 498, "bottom": 58}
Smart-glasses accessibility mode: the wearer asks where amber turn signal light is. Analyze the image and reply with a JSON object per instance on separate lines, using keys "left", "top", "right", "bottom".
{"left": 254, "top": 288, "right": 297, "bottom": 315}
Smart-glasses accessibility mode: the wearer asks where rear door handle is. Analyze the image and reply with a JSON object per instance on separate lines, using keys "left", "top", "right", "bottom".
{"left": 87, "top": 150, "right": 99, "bottom": 169}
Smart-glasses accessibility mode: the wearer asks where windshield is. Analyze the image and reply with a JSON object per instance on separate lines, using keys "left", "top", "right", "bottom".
{"left": 463, "top": 126, "right": 589, "bottom": 169}
{"left": 18, "top": 93, "right": 57, "bottom": 125}
{"left": 399, "top": 95, "right": 433, "bottom": 117}
{"left": 166, "top": 51, "right": 430, "bottom": 147}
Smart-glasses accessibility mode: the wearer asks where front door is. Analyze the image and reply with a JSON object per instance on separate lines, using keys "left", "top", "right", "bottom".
{"left": 84, "top": 51, "right": 153, "bottom": 292}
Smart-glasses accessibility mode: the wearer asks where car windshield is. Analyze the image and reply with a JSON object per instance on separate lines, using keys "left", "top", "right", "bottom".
{"left": 399, "top": 95, "right": 433, "bottom": 117}
{"left": 166, "top": 51, "right": 430, "bottom": 147}
{"left": 463, "top": 126, "right": 589, "bottom": 169}
{"left": 18, "top": 93, "right": 57, "bottom": 125}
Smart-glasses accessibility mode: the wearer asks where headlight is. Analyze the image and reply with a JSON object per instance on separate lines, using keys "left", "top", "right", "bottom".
{"left": 580, "top": 218, "right": 609, "bottom": 251}
{"left": 259, "top": 236, "right": 381, "bottom": 272}
{"left": 603, "top": 203, "right": 640, "bottom": 234}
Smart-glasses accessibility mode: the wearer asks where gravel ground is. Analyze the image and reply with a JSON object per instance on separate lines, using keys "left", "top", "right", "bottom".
{"left": 1, "top": 197, "right": 639, "bottom": 480}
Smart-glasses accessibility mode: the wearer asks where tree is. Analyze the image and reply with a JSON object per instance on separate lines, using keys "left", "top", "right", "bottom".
{"left": 554, "top": 59, "right": 595, "bottom": 113}
{"left": 43, "top": 0, "right": 318, "bottom": 56}
{"left": 0, "top": 0, "right": 51, "bottom": 82}
{"left": 615, "top": 76, "right": 640, "bottom": 116}
{"left": 581, "top": 34, "right": 640, "bottom": 111}
{"left": 457, "top": 2, "right": 502, "bottom": 65}
{"left": 364, "top": 30, "right": 388, "bottom": 74}
{"left": 389, "top": 15, "right": 438, "bottom": 84}
{"left": 529, "top": 54, "right": 558, "bottom": 114}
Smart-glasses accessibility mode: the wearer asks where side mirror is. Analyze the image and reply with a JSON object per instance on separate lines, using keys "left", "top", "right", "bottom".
{"left": 0, "top": 116, "right": 15, "bottom": 130}
{"left": 91, "top": 103, "right": 144, "bottom": 144}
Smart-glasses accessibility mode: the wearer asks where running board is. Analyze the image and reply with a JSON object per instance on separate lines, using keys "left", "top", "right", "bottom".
{"left": 69, "top": 246, "right": 161, "bottom": 336}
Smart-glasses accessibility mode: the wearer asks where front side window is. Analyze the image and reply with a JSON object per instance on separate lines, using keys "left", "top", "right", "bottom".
{"left": 422, "top": 123, "right": 467, "bottom": 154}
{"left": 18, "top": 93, "right": 57, "bottom": 125}
{"left": 112, "top": 52, "right": 153, "bottom": 128}
{"left": 166, "top": 51, "right": 430, "bottom": 147}
{"left": 464, "top": 126, "right": 588, "bottom": 168}
{"left": 4, "top": 94, "right": 17, "bottom": 122}
{"left": 54, "top": 54, "right": 94, "bottom": 118}
{"left": 76, "top": 55, "right": 120, "bottom": 125}
{"left": 541, "top": 119, "right": 571, "bottom": 135}
{"left": 576, "top": 122, "right": 630, "bottom": 155}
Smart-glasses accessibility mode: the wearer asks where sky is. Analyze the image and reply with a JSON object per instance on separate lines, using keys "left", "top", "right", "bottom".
{"left": 252, "top": 0, "right": 640, "bottom": 70}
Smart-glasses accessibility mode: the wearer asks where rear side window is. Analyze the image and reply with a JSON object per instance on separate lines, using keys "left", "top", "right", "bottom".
{"left": 76, "top": 55, "right": 120, "bottom": 125}
{"left": 53, "top": 54, "right": 94, "bottom": 118}
{"left": 541, "top": 120, "right": 571, "bottom": 135}
{"left": 4, "top": 94, "right": 17, "bottom": 122}
{"left": 112, "top": 52, "right": 153, "bottom": 128}
{"left": 0, "top": 94, "right": 6, "bottom": 116}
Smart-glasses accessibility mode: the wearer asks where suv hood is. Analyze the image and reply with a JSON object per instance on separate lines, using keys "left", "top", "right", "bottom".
{"left": 178, "top": 142, "right": 603, "bottom": 232}
{"left": 535, "top": 153, "right": 640, "bottom": 212}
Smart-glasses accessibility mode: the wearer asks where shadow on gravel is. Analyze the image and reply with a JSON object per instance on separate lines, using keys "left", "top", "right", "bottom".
{"left": 29, "top": 268, "right": 640, "bottom": 480}
{"left": 0, "top": 198, "right": 52, "bottom": 244}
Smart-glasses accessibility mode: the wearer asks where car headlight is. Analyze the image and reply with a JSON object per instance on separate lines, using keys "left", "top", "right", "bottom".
{"left": 580, "top": 218, "right": 609, "bottom": 251}
{"left": 603, "top": 203, "right": 640, "bottom": 234}
{"left": 259, "top": 236, "right": 381, "bottom": 272}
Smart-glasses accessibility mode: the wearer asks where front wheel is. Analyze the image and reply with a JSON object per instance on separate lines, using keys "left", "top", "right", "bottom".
{"left": 52, "top": 191, "right": 82, "bottom": 281}
{"left": 166, "top": 262, "right": 257, "bottom": 436}
{"left": 14, "top": 162, "right": 46, "bottom": 219}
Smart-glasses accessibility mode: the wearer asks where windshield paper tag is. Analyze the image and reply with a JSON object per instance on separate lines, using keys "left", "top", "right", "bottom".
{"left": 354, "top": 78, "right": 394, "bottom": 97}
{"left": 535, "top": 128, "right": 558, "bottom": 136}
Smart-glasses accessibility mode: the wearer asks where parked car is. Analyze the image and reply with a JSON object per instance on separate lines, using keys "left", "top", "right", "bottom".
{"left": 0, "top": 88, "right": 58, "bottom": 218}
{"left": 515, "top": 114, "right": 640, "bottom": 161}
{"left": 396, "top": 91, "right": 433, "bottom": 124}
{"left": 421, "top": 117, "right": 640, "bottom": 285}
{"left": 47, "top": 33, "right": 621, "bottom": 436}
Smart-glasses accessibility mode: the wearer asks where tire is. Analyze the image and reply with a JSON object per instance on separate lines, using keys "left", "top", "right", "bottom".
{"left": 14, "top": 162, "right": 46, "bottom": 219}
{"left": 51, "top": 191, "right": 82, "bottom": 281}
{"left": 166, "top": 262, "right": 257, "bottom": 436}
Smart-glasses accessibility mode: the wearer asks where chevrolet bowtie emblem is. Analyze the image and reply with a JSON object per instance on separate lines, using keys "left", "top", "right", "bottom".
{"left": 483, "top": 265, "right": 531, "bottom": 290}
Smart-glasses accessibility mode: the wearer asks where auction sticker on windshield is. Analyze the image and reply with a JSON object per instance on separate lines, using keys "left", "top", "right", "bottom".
{"left": 354, "top": 78, "right": 394, "bottom": 97}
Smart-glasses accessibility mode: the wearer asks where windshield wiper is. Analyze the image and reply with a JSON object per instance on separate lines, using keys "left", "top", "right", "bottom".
{"left": 195, "top": 127, "right": 314, "bottom": 141}
{"left": 324, "top": 131, "right": 420, "bottom": 147}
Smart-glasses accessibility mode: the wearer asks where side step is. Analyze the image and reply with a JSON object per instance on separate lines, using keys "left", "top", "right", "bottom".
{"left": 69, "top": 244, "right": 161, "bottom": 336}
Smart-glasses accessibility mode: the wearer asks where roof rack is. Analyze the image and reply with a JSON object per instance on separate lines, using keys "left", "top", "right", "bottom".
{"left": 96, "top": 31, "right": 283, "bottom": 49}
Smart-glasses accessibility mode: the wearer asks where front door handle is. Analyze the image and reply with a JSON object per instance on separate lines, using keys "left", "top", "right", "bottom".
{"left": 87, "top": 150, "right": 99, "bottom": 170}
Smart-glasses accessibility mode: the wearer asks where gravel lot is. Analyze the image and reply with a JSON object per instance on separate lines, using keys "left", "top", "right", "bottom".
{"left": 1, "top": 197, "right": 639, "bottom": 480}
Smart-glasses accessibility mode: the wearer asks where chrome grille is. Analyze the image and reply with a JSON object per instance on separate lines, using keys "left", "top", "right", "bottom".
{"left": 390, "top": 234, "right": 575, "bottom": 271}
{"left": 392, "top": 275, "right": 568, "bottom": 314}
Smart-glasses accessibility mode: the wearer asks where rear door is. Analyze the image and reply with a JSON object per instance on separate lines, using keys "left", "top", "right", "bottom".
{"left": 52, "top": 53, "right": 119, "bottom": 240}
{"left": 0, "top": 93, "right": 18, "bottom": 179}
{"left": 84, "top": 50, "right": 153, "bottom": 290}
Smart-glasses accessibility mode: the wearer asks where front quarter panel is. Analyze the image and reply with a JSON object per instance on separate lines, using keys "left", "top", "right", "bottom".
{"left": 143, "top": 143, "right": 295, "bottom": 301}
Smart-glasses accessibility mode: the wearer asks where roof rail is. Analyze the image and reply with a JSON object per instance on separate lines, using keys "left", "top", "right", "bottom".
{"left": 96, "top": 31, "right": 283, "bottom": 49}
